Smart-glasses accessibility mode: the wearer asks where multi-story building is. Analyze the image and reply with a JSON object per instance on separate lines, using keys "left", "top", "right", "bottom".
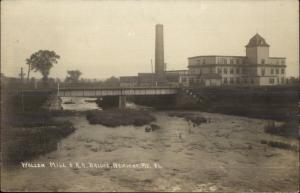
{"left": 188, "top": 33, "right": 286, "bottom": 86}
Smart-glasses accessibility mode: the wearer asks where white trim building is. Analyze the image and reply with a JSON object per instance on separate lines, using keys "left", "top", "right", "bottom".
{"left": 187, "top": 34, "right": 286, "bottom": 86}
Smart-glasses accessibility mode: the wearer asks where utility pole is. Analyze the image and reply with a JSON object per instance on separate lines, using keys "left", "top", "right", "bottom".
{"left": 19, "top": 67, "right": 25, "bottom": 112}
{"left": 19, "top": 67, "right": 25, "bottom": 83}
{"left": 151, "top": 59, "right": 154, "bottom": 87}
{"left": 57, "top": 82, "right": 60, "bottom": 96}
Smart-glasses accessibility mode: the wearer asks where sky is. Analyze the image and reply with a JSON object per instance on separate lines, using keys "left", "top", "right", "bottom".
{"left": 1, "top": 0, "right": 299, "bottom": 80}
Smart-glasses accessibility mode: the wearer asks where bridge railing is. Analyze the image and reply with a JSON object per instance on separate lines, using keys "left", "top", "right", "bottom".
{"left": 59, "top": 85, "right": 181, "bottom": 91}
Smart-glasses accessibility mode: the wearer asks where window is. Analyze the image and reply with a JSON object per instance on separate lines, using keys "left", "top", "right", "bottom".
{"left": 269, "top": 78, "right": 274, "bottom": 84}
{"left": 236, "top": 77, "right": 240, "bottom": 84}
{"left": 281, "top": 77, "right": 285, "bottom": 84}
{"left": 224, "top": 59, "right": 227, "bottom": 65}
{"left": 224, "top": 78, "right": 228, "bottom": 84}
{"left": 181, "top": 77, "right": 186, "bottom": 82}
{"left": 197, "top": 60, "right": 200, "bottom": 65}
{"left": 224, "top": 68, "right": 228, "bottom": 74}
{"left": 271, "top": 68, "right": 274, "bottom": 74}
{"left": 261, "top": 59, "right": 265, "bottom": 64}
{"left": 242, "top": 68, "right": 246, "bottom": 74}
{"left": 276, "top": 68, "right": 279, "bottom": 74}
{"left": 281, "top": 60, "right": 285, "bottom": 65}
{"left": 261, "top": 68, "right": 265, "bottom": 76}
{"left": 218, "top": 68, "right": 222, "bottom": 74}
{"left": 281, "top": 68, "right": 284, "bottom": 74}
{"left": 236, "top": 68, "right": 240, "bottom": 74}
{"left": 244, "top": 78, "right": 248, "bottom": 84}
{"left": 250, "top": 79, "right": 254, "bottom": 84}
{"left": 202, "top": 59, "right": 206, "bottom": 64}
{"left": 230, "top": 77, "right": 234, "bottom": 84}
{"left": 230, "top": 59, "right": 234, "bottom": 64}
{"left": 230, "top": 68, "right": 234, "bottom": 74}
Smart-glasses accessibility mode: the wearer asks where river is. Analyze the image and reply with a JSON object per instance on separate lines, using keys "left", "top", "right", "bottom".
{"left": 1, "top": 97, "right": 299, "bottom": 192}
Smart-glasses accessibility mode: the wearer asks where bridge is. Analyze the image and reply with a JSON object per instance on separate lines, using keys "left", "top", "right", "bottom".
{"left": 57, "top": 87, "right": 179, "bottom": 109}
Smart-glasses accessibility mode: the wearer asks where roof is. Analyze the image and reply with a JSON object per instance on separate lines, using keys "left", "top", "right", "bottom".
{"left": 166, "top": 70, "right": 188, "bottom": 75}
{"left": 188, "top": 55, "right": 245, "bottom": 59}
{"left": 166, "top": 70, "right": 188, "bottom": 72}
{"left": 269, "top": 57, "right": 286, "bottom": 59}
{"left": 246, "top": 33, "right": 270, "bottom": 47}
{"left": 120, "top": 76, "right": 138, "bottom": 81}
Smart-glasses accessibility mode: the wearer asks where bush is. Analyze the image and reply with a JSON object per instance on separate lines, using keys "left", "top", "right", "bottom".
{"left": 168, "top": 112, "right": 207, "bottom": 125}
{"left": 86, "top": 110, "right": 155, "bottom": 127}
{"left": 260, "top": 139, "right": 298, "bottom": 152}
{"left": 264, "top": 120, "right": 299, "bottom": 138}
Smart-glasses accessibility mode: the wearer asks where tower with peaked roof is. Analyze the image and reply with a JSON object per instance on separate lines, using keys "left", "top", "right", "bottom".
{"left": 246, "top": 33, "right": 270, "bottom": 65}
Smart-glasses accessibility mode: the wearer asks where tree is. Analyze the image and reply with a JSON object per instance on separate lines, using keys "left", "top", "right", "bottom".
{"left": 103, "top": 76, "right": 120, "bottom": 87}
{"left": 26, "top": 50, "right": 60, "bottom": 85}
{"left": 65, "top": 70, "right": 82, "bottom": 84}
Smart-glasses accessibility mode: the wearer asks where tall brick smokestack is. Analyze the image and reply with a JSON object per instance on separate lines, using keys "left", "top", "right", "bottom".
{"left": 155, "top": 24, "right": 165, "bottom": 75}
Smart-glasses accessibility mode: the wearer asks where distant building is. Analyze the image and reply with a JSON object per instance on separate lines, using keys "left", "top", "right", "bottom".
{"left": 120, "top": 70, "right": 189, "bottom": 87}
{"left": 119, "top": 76, "right": 138, "bottom": 87}
{"left": 165, "top": 70, "right": 189, "bottom": 87}
{"left": 188, "top": 34, "right": 286, "bottom": 86}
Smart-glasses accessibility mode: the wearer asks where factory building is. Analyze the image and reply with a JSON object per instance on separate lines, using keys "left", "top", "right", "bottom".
{"left": 120, "top": 27, "right": 286, "bottom": 87}
{"left": 188, "top": 33, "right": 286, "bottom": 86}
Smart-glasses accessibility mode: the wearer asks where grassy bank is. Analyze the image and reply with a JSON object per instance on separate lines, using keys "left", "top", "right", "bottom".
{"left": 1, "top": 91, "right": 76, "bottom": 165}
{"left": 2, "top": 120, "right": 75, "bottom": 164}
{"left": 86, "top": 109, "right": 156, "bottom": 127}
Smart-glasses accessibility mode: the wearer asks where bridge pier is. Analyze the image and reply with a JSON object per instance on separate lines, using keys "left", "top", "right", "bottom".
{"left": 119, "top": 95, "right": 126, "bottom": 109}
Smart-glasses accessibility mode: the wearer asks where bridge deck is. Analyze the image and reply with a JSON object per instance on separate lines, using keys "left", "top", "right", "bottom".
{"left": 58, "top": 87, "right": 178, "bottom": 97}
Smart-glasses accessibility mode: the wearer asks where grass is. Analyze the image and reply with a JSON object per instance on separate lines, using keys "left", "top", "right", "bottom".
{"left": 2, "top": 120, "right": 75, "bottom": 164}
{"left": 86, "top": 109, "right": 156, "bottom": 127}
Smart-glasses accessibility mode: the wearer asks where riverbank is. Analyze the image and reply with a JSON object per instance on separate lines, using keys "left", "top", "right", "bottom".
{"left": 2, "top": 110, "right": 76, "bottom": 165}
{"left": 1, "top": 91, "right": 76, "bottom": 165}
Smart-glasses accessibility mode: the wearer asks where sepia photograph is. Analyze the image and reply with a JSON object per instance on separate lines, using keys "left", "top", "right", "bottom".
{"left": 1, "top": 0, "right": 299, "bottom": 192}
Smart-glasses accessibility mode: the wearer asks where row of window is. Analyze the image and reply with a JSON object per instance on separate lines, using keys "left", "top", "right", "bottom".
{"left": 223, "top": 77, "right": 253, "bottom": 84}
{"left": 269, "top": 68, "right": 284, "bottom": 75}
{"left": 223, "top": 77, "right": 285, "bottom": 84}
{"left": 196, "top": 58, "right": 285, "bottom": 65}
{"left": 269, "top": 77, "right": 285, "bottom": 84}
{"left": 218, "top": 68, "right": 245, "bottom": 74}
{"left": 197, "top": 58, "right": 243, "bottom": 65}
{"left": 215, "top": 67, "right": 285, "bottom": 75}
{"left": 218, "top": 58, "right": 243, "bottom": 65}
